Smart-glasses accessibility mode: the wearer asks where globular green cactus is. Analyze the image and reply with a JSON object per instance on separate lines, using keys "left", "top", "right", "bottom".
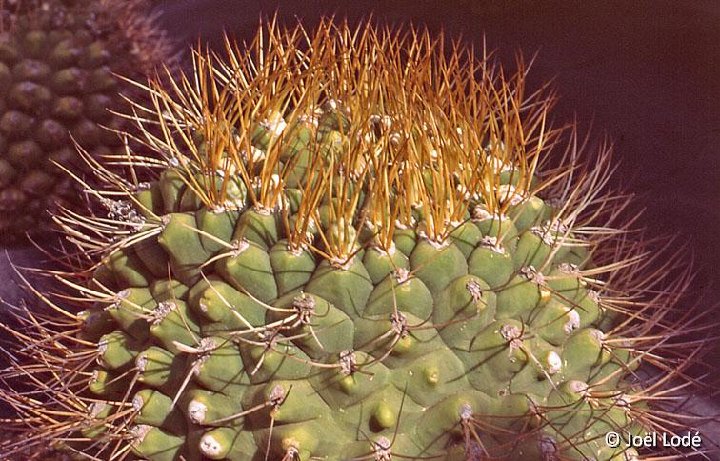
{"left": 0, "top": 19, "right": 708, "bottom": 461}
{"left": 0, "top": 0, "right": 173, "bottom": 243}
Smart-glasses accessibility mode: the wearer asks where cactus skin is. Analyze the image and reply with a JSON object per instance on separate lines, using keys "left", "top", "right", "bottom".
{"left": 0, "top": 20, "right": 707, "bottom": 461}
{"left": 0, "top": 0, "right": 173, "bottom": 243}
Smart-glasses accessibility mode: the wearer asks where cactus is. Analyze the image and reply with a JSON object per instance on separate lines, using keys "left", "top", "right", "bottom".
{"left": 0, "top": 19, "right": 710, "bottom": 460}
{"left": 0, "top": 0, "right": 174, "bottom": 243}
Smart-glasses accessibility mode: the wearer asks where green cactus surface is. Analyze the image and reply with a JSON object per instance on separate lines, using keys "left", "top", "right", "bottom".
{"left": 0, "top": 19, "right": 706, "bottom": 461}
{"left": 0, "top": 0, "right": 173, "bottom": 243}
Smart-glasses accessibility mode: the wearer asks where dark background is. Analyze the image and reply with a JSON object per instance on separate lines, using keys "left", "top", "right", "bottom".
{"left": 156, "top": 0, "right": 720, "bottom": 340}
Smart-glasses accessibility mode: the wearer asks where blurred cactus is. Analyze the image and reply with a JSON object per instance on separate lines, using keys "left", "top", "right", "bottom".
{"left": 0, "top": 0, "right": 174, "bottom": 243}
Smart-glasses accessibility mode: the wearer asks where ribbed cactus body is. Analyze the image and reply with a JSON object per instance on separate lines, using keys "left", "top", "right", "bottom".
{"left": 75, "top": 110, "right": 644, "bottom": 460}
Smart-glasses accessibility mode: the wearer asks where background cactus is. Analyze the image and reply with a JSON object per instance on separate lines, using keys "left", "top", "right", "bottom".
{"left": 0, "top": 0, "right": 174, "bottom": 243}
{"left": 0, "top": 19, "right": 712, "bottom": 461}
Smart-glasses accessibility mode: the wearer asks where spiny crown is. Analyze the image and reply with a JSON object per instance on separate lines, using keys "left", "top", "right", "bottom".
{"left": 128, "top": 17, "right": 558, "bottom": 262}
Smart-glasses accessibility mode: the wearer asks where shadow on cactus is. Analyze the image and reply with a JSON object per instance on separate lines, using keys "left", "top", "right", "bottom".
{"left": 0, "top": 18, "right": 716, "bottom": 461}
{"left": 0, "top": 0, "right": 175, "bottom": 244}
